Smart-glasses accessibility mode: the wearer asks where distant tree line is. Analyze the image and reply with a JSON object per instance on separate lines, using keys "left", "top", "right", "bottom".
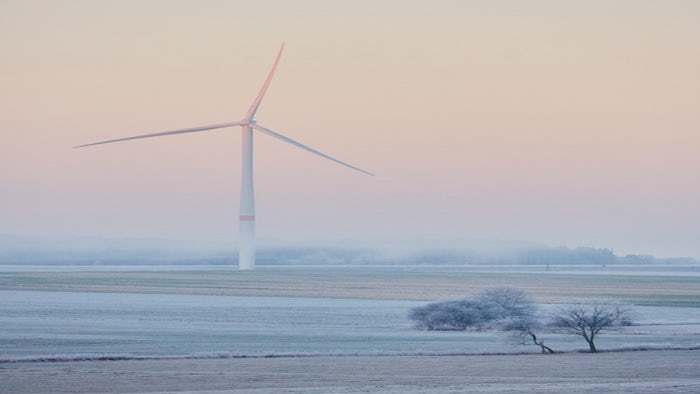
{"left": 2, "top": 234, "right": 696, "bottom": 265}
{"left": 516, "top": 247, "right": 616, "bottom": 265}
{"left": 259, "top": 246, "right": 696, "bottom": 266}
{"left": 259, "top": 246, "right": 694, "bottom": 266}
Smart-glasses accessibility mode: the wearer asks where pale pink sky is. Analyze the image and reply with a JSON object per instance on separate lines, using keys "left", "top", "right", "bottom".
{"left": 2, "top": 0, "right": 699, "bottom": 257}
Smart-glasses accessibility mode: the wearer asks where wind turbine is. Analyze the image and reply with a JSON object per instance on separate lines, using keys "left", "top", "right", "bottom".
{"left": 75, "top": 44, "right": 373, "bottom": 270}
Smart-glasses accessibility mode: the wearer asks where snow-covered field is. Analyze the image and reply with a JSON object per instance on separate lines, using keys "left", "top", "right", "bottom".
{"left": 1, "top": 265, "right": 699, "bottom": 393}
{"left": 1, "top": 289, "right": 699, "bottom": 361}
{"left": 2, "top": 351, "right": 699, "bottom": 393}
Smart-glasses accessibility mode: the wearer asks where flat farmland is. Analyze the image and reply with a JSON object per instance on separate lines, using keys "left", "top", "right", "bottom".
{"left": 1, "top": 266, "right": 698, "bottom": 306}
{"left": 2, "top": 350, "right": 699, "bottom": 393}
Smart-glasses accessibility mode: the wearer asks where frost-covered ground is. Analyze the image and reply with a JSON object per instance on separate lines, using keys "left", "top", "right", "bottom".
{"left": 2, "top": 351, "right": 699, "bottom": 393}
{"left": 1, "top": 289, "right": 699, "bottom": 361}
{"left": 1, "top": 265, "right": 699, "bottom": 393}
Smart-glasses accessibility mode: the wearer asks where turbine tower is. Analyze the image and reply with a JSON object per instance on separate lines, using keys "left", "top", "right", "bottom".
{"left": 75, "top": 44, "right": 373, "bottom": 270}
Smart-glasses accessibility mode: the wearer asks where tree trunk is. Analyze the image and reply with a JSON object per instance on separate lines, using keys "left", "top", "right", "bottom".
{"left": 529, "top": 331, "right": 555, "bottom": 354}
{"left": 540, "top": 344, "right": 555, "bottom": 354}
{"left": 587, "top": 340, "right": 597, "bottom": 353}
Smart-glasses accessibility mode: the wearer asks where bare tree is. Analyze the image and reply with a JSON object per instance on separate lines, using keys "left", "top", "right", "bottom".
{"left": 408, "top": 299, "right": 484, "bottom": 331}
{"left": 409, "top": 288, "right": 538, "bottom": 331}
{"left": 410, "top": 288, "right": 564, "bottom": 353}
{"left": 503, "top": 317, "right": 555, "bottom": 354}
{"left": 550, "top": 305, "right": 632, "bottom": 353}
{"left": 475, "top": 288, "right": 537, "bottom": 324}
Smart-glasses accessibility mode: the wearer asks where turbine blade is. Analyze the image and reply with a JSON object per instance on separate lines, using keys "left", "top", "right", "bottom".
{"left": 245, "top": 43, "right": 285, "bottom": 120}
{"left": 252, "top": 124, "right": 374, "bottom": 176}
{"left": 74, "top": 121, "right": 243, "bottom": 148}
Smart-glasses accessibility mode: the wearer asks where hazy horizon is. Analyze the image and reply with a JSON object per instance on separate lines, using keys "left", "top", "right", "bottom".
{"left": 3, "top": 1, "right": 699, "bottom": 258}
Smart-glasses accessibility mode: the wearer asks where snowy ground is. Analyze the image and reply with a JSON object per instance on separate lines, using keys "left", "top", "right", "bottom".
{"left": 2, "top": 290, "right": 700, "bottom": 360}
{"left": 2, "top": 350, "right": 699, "bottom": 393}
{"left": 1, "top": 265, "right": 699, "bottom": 393}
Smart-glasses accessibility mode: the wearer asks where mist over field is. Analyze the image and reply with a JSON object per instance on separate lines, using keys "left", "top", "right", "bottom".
{"left": 1, "top": 233, "right": 696, "bottom": 266}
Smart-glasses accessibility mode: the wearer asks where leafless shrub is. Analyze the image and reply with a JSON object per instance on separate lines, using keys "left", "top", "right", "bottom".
{"left": 409, "top": 288, "right": 537, "bottom": 331}
{"left": 550, "top": 305, "right": 633, "bottom": 353}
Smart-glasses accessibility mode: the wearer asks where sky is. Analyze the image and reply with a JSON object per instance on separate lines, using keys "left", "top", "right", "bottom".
{"left": 1, "top": 0, "right": 699, "bottom": 257}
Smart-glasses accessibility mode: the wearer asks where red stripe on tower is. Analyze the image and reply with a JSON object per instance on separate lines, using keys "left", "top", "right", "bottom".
{"left": 239, "top": 215, "right": 255, "bottom": 221}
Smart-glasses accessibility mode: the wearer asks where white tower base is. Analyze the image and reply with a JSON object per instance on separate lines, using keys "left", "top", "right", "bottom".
{"left": 239, "top": 218, "right": 255, "bottom": 270}
{"left": 239, "top": 125, "right": 256, "bottom": 270}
